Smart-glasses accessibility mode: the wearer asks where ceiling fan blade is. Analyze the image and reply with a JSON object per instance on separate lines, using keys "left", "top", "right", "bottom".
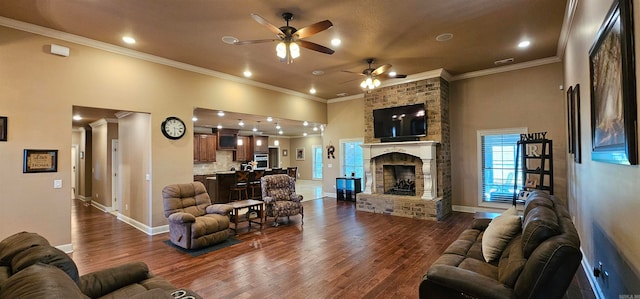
{"left": 341, "top": 70, "right": 366, "bottom": 76}
{"left": 251, "top": 13, "right": 285, "bottom": 37}
{"left": 234, "top": 39, "right": 278, "bottom": 45}
{"left": 298, "top": 40, "right": 335, "bottom": 55}
{"left": 372, "top": 64, "right": 391, "bottom": 76}
{"left": 294, "top": 20, "right": 333, "bottom": 39}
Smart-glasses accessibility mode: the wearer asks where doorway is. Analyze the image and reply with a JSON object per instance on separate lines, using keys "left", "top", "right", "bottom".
{"left": 71, "top": 144, "right": 79, "bottom": 199}
{"left": 268, "top": 147, "right": 280, "bottom": 169}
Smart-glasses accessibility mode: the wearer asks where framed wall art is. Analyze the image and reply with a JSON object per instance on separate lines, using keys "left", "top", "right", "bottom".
{"left": 23, "top": 149, "right": 59, "bottom": 173}
{"left": 0, "top": 116, "right": 6, "bottom": 141}
{"left": 588, "top": 0, "right": 637, "bottom": 165}
{"left": 566, "top": 86, "right": 574, "bottom": 154}
{"left": 573, "top": 84, "right": 582, "bottom": 163}
{"left": 296, "top": 147, "right": 305, "bottom": 161}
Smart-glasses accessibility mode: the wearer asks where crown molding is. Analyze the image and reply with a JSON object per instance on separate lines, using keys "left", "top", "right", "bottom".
{"left": 0, "top": 17, "right": 327, "bottom": 104}
{"left": 450, "top": 56, "right": 562, "bottom": 81}
{"left": 557, "top": 0, "right": 579, "bottom": 59}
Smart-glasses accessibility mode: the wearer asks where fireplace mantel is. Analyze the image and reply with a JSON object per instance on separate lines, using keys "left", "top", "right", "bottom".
{"left": 361, "top": 141, "right": 439, "bottom": 200}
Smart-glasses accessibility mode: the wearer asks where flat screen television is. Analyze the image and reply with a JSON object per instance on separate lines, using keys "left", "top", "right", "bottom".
{"left": 373, "top": 103, "right": 426, "bottom": 141}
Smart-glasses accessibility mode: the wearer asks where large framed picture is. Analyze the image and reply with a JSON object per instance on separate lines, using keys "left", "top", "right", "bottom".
{"left": 588, "top": 0, "right": 637, "bottom": 165}
{"left": 23, "top": 149, "right": 58, "bottom": 173}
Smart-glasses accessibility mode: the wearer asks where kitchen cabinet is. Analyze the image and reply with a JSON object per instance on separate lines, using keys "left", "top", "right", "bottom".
{"left": 253, "top": 136, "right": 269, "bottom": 154}
{"left": 194, "top": 133, "right": 216, "bottom": 162}
{"left": 215, "top": 128, "right": 238, "bottom": 150}
{"left": 234, "top": 136, "right": 252, "bottom": 161}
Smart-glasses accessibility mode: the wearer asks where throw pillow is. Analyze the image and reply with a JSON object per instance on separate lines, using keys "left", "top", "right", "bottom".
{"left": 482, "top": 207, "right": 522, "bottom": 263}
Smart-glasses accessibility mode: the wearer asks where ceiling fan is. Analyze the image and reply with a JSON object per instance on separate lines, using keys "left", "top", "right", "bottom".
{"left": 233, "top": 12, "right": 334, "bottom": 64}
{"left": 343, "top": 59, "right": 407, "bottom": 90}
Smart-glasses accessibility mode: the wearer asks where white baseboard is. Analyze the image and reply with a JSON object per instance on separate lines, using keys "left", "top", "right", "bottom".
{"left": 116, "top": 213, "right": 168, "bottom": 235}
{"left": 581, "top": 252, "right": 605, "bottom": 299}
{"left": 324, "top": 192, "right": 337, "bottom": 198}
{"left": 91, "top": 200, "right": 113, "bottom": 213}
{"left": 77, "top": 195, "right": 92, "bottom": 202}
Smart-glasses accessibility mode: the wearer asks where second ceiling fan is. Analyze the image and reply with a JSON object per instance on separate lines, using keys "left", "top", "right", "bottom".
{"left": 233, "top": 12, "right": 334, "bottom": 64}
{"left": 343, "top": 59, "right": 407, "bottom": 90}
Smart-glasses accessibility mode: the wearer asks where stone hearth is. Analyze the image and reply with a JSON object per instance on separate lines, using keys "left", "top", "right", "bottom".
{"left": 357, "top": 141, "right": 444, "bottom": 221}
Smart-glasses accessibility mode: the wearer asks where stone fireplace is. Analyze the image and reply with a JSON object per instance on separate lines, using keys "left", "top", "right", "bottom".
{"left": 357, "top": 72, "right": 451, "bottom": 221}
{"left": 357, "top": 141, "right": 443, "bottom": 220}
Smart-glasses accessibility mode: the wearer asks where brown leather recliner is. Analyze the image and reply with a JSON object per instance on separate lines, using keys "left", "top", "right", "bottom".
{"left": 0, "top": 232, "right": 202, "bottom": 298}
{"left": 162, "top": 182, "right": 233, "bottom": 249}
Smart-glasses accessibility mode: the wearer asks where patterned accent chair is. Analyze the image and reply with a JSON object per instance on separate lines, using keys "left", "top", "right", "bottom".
{"left": 162, "top": 182, "right": 233, "bottom": 249}
{"left": 260, "top": 174, "right": 304, "bottom": 226}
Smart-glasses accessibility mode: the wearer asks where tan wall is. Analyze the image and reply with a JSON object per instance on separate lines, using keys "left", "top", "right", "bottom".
{"left": 90, "top": 120, "right": 118, "bottom": 207}
{"left": 564, "top": 0, "right": 640, "bottom": 284}
{"left": 118, "top": 113, "right": 153, "bottom": 225}
{"left": 450, "top": 63, "right": 567, "bottom": 209}
{"left": 0, "top": 26, "right": 326, "bottom": 245}
{"left": 290, "top": 135, "right": 322, "bottom": 180}
{"left": 323, "top": 98, "right": 365, "bottom": 194}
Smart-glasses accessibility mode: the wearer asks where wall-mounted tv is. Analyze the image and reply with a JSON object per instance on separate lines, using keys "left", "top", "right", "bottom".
{"left": 373, "top": 103, "right": 426, "bottom": 141}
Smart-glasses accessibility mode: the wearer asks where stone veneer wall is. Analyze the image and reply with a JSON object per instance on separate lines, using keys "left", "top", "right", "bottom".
{"left": 362, "top": 77, "right": 451, "bottom": 220}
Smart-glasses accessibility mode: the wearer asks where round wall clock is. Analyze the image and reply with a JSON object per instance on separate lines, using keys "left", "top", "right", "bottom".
{"left": 161, "top": 116, "right": 186, "bottom": 140}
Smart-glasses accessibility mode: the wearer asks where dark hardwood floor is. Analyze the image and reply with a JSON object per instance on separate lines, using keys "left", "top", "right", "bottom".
{"left": 70, "top": 198, "right": 595, "bottom": 299}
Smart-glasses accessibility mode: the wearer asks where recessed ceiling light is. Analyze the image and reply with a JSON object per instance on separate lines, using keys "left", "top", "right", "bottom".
{"left": 303, "top": 121, "right": 309, "bottom": 126}
{"left": 331, "top": 38, "right": 341, "bottom": 47}
{"left": 435, "top": 33, "right": 453, "bottom": 42}
{"left": 266, "top": 116, "right": 273, "bottom": 122}
{"left": 312, "top": 70, "right": 325, "bottom": 76}
{"left": 238, "top": 119, "right": 244, "bottom": 127}
{"left": 275, "top": 123, "right": 281, "bottom": 130}
{"left": 303, "top": 132, "right": 308, "bottom": 136}
{"left": 122, "top": 36, "right": 136, "bottom": 44}
{"left": 222, "top": 36, "right": 239, "bottom": 44}
{"left": 388, "top": 71, "right": 397, "bottom": 77}
{"left": 278, "top": 130, "right": 283, "bottom": 135}
{"left": 313, "top": 126, "right": 318, "bottom": 131}
{"left": 192, "top": 116, "right": 198, "bottom": 122}
{"left": 217, "top": 124, "right": 223, "bottom": 129}
{"left": 243, "top": 70, "right": 252, "bottom": 77}
{"left": 73, "top": 115, "right": 82, "bottom": 121}
{"left": 518, "top": 40, "right": 531, "bottom": 48}
{"left": 218, "top": 111, "right": 225, "bottom": 116}
{"left": 309, "top": 88, "right": 316, "bottom": 94}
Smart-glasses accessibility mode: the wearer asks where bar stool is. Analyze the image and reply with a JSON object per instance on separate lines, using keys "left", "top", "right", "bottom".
{"left": 287, "top": 167, "right": 298, "bottom": 181}
{"left": 229, "top": 170, "right": 249, "bottom": 202}
{"left": 249, "top": 170, "right": 265, "bottom": 199}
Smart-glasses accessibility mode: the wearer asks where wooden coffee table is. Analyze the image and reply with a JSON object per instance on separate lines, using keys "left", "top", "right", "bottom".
{"left": 228, "top": 199, "right": 265, "bottom": 235}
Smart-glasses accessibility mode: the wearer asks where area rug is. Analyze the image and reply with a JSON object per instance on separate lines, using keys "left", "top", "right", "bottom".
{"left": 163, "top": 238, "right": 242, "bottom": 257}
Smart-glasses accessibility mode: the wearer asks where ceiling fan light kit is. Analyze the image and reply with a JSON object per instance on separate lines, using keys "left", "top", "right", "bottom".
{"left": 232, "top": 12, "right": 334, "bottom": 64}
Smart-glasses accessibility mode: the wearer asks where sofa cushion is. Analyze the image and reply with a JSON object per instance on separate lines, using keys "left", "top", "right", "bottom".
{"left": 11, "top": 245, "right": 80, "bottom": 283}
{"left": 498, "top": 235, "right": 526, "bottom": 287}
{"left": 0, "top": 232, "right": 50, "bottom": 265}
{"left": 482, "top": 207, "right": 522, "bottom": 262}
{"left": 521, "top": 205, "right": 560, "bottom": 258}
{"left": 0, "top": 263, "right": 89, "bottom": 299}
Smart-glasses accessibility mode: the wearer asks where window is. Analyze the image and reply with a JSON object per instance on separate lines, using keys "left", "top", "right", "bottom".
{"left": 477, "top": 128, "right": 526, "bottom": 206}
{"left": 341, "top": 139, "right": 364, "bottom": 191}
{"left": 312, "top": 145, "right": 323, "bottom": 180}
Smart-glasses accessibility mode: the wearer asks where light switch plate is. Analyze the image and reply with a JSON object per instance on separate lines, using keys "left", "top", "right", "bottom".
{"left": 53, "top": 180, "right": 62, "bottom": 189}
